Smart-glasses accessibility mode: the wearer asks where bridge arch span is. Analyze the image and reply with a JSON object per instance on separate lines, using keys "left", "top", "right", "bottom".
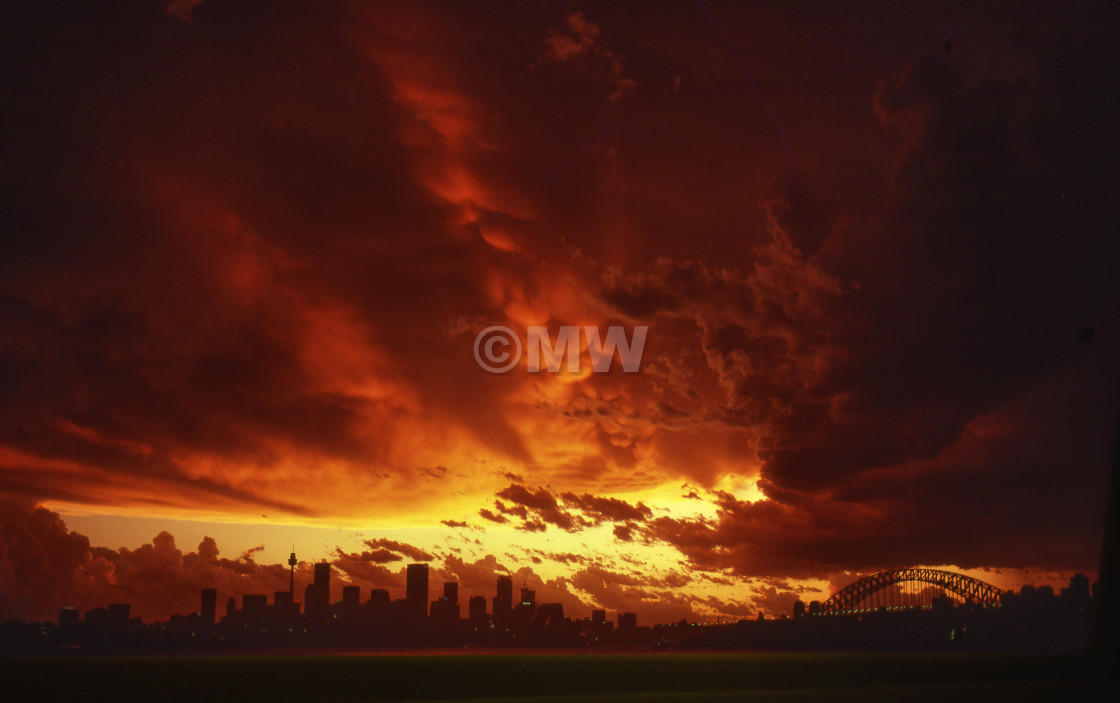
{"left": 821, "top": 568, "right": 1002, "bottom": 614}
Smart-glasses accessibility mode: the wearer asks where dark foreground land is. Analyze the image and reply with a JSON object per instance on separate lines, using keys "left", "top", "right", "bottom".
{"left": 1, "top": 652, "right": 1118, "bottom": 702}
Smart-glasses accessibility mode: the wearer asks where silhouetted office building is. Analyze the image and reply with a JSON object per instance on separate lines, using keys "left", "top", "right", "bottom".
{"left": 1065, "top": 573, "right": 1091, "bottom": 605}
{"left": 314, "top": 562, "right": 332, "bottom": 603}
{"left": 58, "top": 607, "right": 79, "bottom": 629}
{"left": 390, "top": 598, "right": 412, "bottom": 619}
{"left": 304, "top": 562, "right": 332, "bottom": 617}
{"left": 792, "top": 600, "right": 806, "bottom": 618}
{"left": 108, "top": 603, "right": 131, "bottom": 628}
{"left": 84, "top": 606, "right": 109, "bottom": 627}
{"left": 343, "top": 585, "right": 361, "bottom": 610}
{"left": 533, "top": 603, "right": 564, "bottom": 627}
{"left": 367, "top": 588, "right": 390, "bottom": 619}
{"left": 242, "top": 594, "right": 268, "bottom": 623}
{"left": 591, "top": 609, "right": 606, "bottom": 625}
{"left": 274, "top": 591, "right": 293, "bottom": 609}
{"left": 618, "top": 612, "right": 637, "bottom": 629}
{"left": 469, "top": 595, "right": 487, "bottom": 622}
{"left": 200, "top": 588, "right": 217, "bottom": 625}
{"left": 273, "top": 590, "right": 297, "bottom": 620}
{"left": 520, "top": 588, "right": 536, "bottom": 607}
{"left": 497, "top": 576, "right": 513, "bottom": 601}
{"left": 406, "top": 563, "right": 429, "bottom": 619}
{"left": 494, "top": 576, "right": 513, "bottom": 620}
{"left": 808, "top": 600, "right": 822, "bottom": 616}
{"left": 431, "top": 598, "right": 458, "bottom": 624}
{"left": 431, "top": 581, "right": 460, "bottom": 623}
{"left": 304, "top": 583, "right": 317, "bottom": 616}
{"left": 369, "top": 589, "right": 390, "bottom": 606}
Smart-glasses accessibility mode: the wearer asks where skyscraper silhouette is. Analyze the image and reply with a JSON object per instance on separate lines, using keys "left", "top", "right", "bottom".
{"left": 520, "top": 588, "right": 536, "bottom": 607}
{"left": 274, "top": 591, "right": 295, "bottom": 617}
{"left": 431, "top": 581, "right": 460, "bottom": 625}
{"left": 313, "top": 559, "right": 329, "bottom": 600}
{"left": 242, "top": 594, "right": 268, "bottom": 624}
{"left": 343, "top": 585, "right": 360, "bottom": 609}
{"left": 494, "top": 575, "right": 513, "bottom": 620}
{"left": 200, "top": 588, "right": 217, "bottom": 625}
{"left": 108, "top": 603, "right": 130, "bottom": 628}
{"left": 406, "top": 563, "right": 429, "bottom": 619}
{"left": 468, "top": 595, "right": 487, "bottom": 622}
{"left": 314, "top": 562, "right": 331, "bottom": 602}
{"left": 306, "top": 562, "right": 331, "bottom": 617}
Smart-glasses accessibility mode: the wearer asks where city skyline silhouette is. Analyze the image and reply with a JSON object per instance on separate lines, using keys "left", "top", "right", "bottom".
{"left": 1, "top": 557, "right": 1099, "bottom": 656}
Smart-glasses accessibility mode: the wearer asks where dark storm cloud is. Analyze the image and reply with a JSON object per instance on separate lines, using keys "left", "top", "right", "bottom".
{"left": 589, "top": 14, "right": 1118, "bottom": 577}
{"left": 560, "top": 491, "right": 653, "bottom": 523}
{"left": 491, "top": 484, "right": 656, "bottom": 534}
{"left": 638, "top": 357, "right": 1115, "bottom": 579}
{"left": 0, "top": 0, "right": 547, "bottom": 513}
{"left": 613, "top": 523, "right": 638, "bottom": 542}
{"left": 496, "top": 484, "right": 584, "bottom": 531}
{"left": 363, "top": 538, "right": 435, "bottom": 562}
{"left": 477, "top": 509, "right": 508, "bottom": 525}
{"left": 762, "top": 41, "right": 1119, "bottom": 490}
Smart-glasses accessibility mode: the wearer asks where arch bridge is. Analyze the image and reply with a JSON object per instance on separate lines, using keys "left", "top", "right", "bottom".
{"left": 820, "top": 568, "right": 1003, "bottom": 615}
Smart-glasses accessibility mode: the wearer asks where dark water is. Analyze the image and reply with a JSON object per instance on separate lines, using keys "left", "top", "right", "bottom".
{"left": 1, "top": 651, "right": 1115, "bottom": 702}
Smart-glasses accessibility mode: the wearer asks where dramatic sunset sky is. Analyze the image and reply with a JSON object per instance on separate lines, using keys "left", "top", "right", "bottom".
{"left": 1, "top": 0, "right": 1117, "bottom": 624}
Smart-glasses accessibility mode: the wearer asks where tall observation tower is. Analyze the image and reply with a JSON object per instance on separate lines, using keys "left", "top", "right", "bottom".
{"left": 288, "top": 549, "right": 298, "bottom": 595}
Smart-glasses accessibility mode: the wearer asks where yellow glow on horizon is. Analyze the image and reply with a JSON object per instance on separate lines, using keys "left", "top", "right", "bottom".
{"left": 712, "top": 473, "right": 767, "bottom": 503}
